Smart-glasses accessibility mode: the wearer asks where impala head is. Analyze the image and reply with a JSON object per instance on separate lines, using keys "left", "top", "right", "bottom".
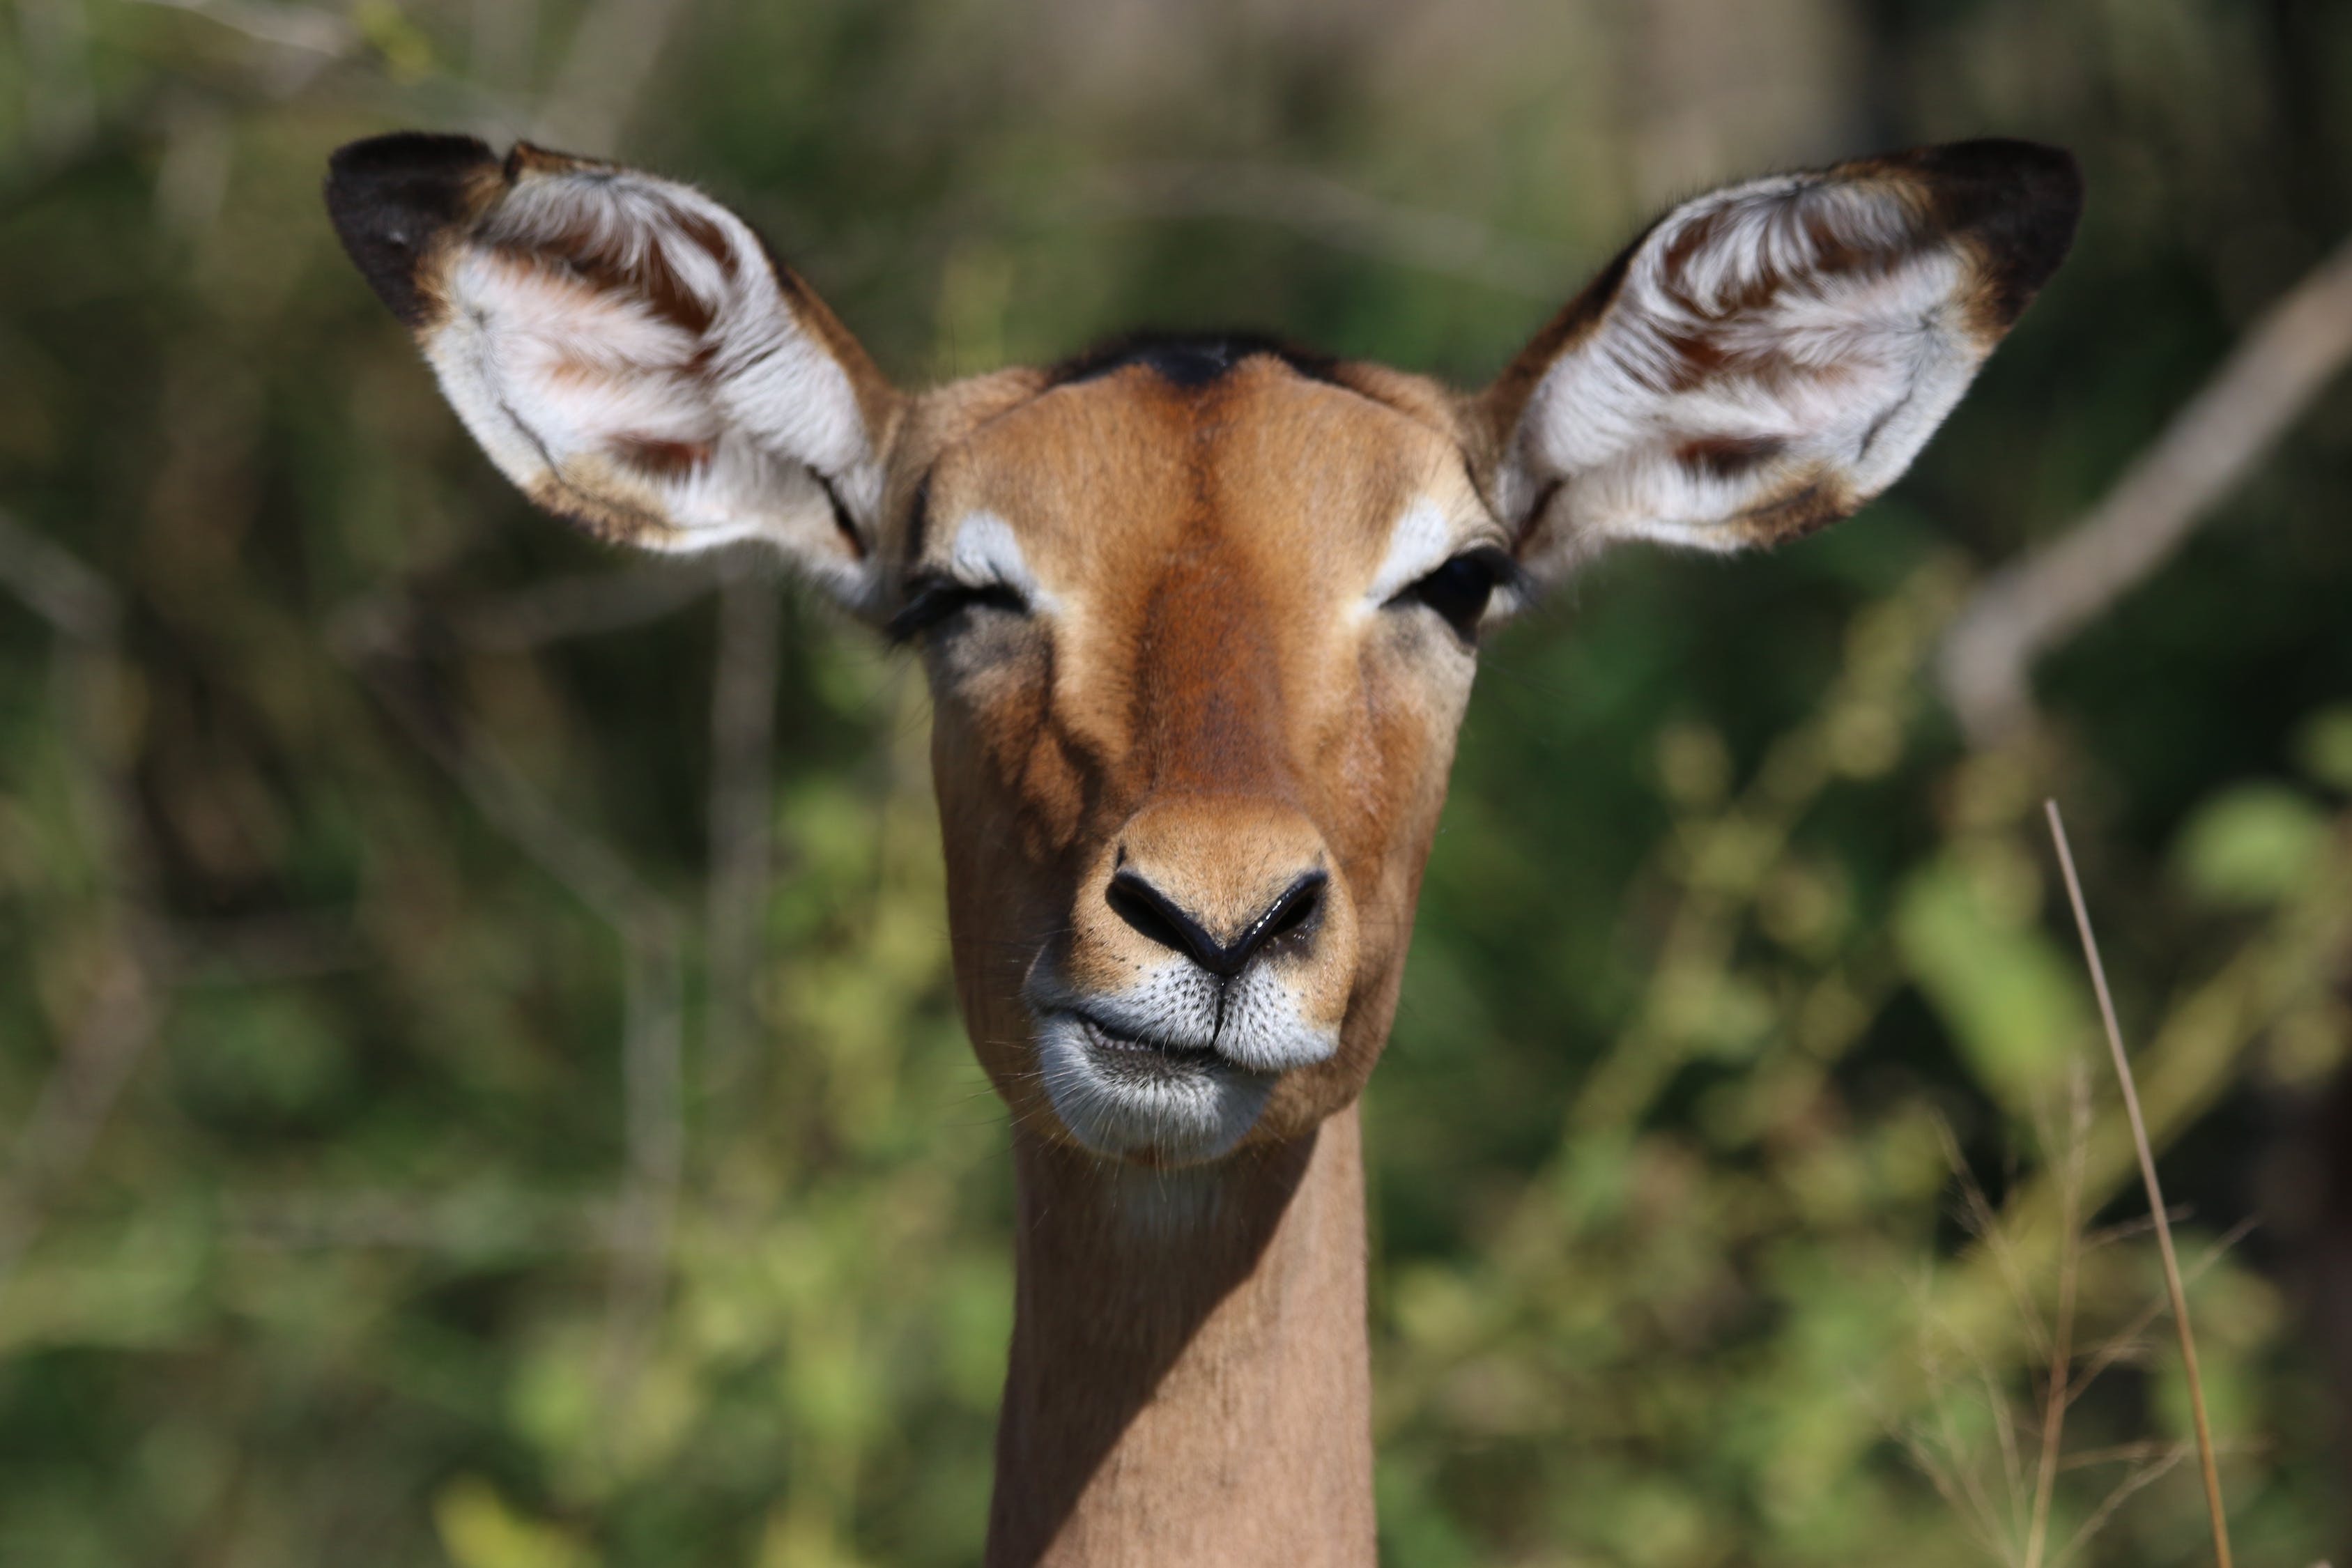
{"left": 328, "top": 132, "right": 2078, "bottom": 1166}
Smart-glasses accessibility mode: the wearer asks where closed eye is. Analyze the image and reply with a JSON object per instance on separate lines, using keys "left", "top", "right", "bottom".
{"left": 886, "top": 573, "right": 1031, "bottom": 643}
{"left": 1384, "top": 546, "right": 1521, "bottom": 642}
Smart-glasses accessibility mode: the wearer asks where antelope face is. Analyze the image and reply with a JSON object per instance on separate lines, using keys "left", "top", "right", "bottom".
{"left": 901, "top": 347, "right": 1504, "bottom": 1162}
{"left": 326, "top": 132, "right": 2079, "bottom": 1166}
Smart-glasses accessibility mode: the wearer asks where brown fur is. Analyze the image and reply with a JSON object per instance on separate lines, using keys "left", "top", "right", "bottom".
{"left": 322, "top": 130, "right": 2083, "bottom": 1567}
{"left": 889, "top": 358, "right": 1479, "bottom": 1563}
{"left": 907, "top": 359, "right": 1485, "bottom": 1164}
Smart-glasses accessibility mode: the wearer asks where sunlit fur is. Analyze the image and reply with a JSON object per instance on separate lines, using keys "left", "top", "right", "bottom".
{"left": 330, "top": 133, "right": 2079, "bottom": 1165}
{"left": 325, "top": 128, "right": 2079, "bottom": 1567}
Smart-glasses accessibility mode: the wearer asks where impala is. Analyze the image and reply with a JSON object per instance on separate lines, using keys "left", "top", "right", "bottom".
{"left": 326, "top": 130, "right": 2079, "bottom": 1566}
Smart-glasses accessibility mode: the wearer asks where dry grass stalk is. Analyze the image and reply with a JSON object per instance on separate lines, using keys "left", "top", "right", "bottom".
{"left": 2022, "top": 1066, "right": 2090, "bottom": 1568}
{"left": 2044, "top": 799, "right": 2234, "bottom": 1568}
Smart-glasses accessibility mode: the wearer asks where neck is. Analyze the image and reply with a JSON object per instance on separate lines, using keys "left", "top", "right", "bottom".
{"left": 985, "top": 1105, "right": 1374, "bottom": 1568}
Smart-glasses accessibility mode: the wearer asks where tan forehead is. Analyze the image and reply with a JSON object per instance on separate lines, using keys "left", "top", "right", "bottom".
{"left": 912, "top": 357, "right": 1482, "bottom": 570}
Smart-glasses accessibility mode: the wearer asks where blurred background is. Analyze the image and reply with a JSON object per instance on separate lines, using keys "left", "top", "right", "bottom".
{"left": 4, "top": 0, "right": 2352, "bottom": 1563}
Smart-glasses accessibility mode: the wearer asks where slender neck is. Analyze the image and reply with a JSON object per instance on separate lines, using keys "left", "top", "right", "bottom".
{"left": 985, "top": 1105, "right": 1375, "bottom": 1568}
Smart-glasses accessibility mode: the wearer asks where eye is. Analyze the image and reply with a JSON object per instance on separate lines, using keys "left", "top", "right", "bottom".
{"left": 1388, "top": 546, "right": 1516, "bottom": 642}
{"left": 886, "top": 574, "right": 1030, "bottom": 643}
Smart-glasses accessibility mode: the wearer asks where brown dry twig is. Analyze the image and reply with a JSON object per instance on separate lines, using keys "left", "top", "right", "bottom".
{"left": 442, "top": 559, "right": 721, "bottom": 651}
{"left": 532, "top": 0, "right": 694, "bottom": 153}
{"left": 2045, "top": 801, "right": 2234, "bottom": 1568}
{"left": 0, "top": 511, "right": 164, "bottom": 1290}
{"left": 705, "top": 575, "right": 780, "bottom": 1098}
{"left": 1942, "top": 235, "right": 2352, "bottom": 746}
{"left": 331, "top": 596, "right": 686, "bottom": 1422}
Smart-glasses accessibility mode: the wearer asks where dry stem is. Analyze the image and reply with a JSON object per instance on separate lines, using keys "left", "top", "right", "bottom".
{"left": 2044, "top": 800, "right": 2233, "bottom": 1568}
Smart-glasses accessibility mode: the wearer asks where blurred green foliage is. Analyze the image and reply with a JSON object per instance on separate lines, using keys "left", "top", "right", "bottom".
{"left": 3, "top": 1, "right": 2351, "bottom": 1565}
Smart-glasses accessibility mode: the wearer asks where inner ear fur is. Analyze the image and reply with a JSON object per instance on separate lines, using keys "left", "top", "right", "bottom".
{"left": 1473, "top": 138, "right": 2082, "bottom": 579}
{"left": 325, "top": 132, "right": 905, "bottom": 609}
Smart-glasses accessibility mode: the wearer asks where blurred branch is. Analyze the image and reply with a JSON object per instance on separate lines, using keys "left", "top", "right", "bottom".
{"left": 170, "top": 909, "right": 367, "bottom": 983}
{"left": 1941, "top": 234, "right": 2352, "bottom": 746}
{"left": 128, "top": 0, "right": 360, "bottom": 100}
{"left": 332, "top": 595, "right": 685, "bottom": 1415}
{"left": 130, "top": 0, "right": 356, "bottom": 58}
{"left": 0, "top": 508, "right": 118, "bottom": 638}
{"left": 469, "top": 0, "right": 539, "bottom": 101}
{"left": 15, "top": 0, "right": 96, "bottom": 160}
{"left": 0, "top": 941, "right": 169, "bottom": 1286}
{"left": 227, "top": 1187, "right": 624, "bottom": 1253}
{"left": 443, "top": 559, "right": 719, "bottom": 651}
{"left": 599, "top": 932, "right": 683, "bottom": 1411}
{"left": 1083, "top": 162, "right": 1565, "bottom": 300}
{"left": 0, "top": 514, "right": 167, "bottom": 1291}
{"left": 532, "top": 0, "right": 691, "bottom": 153}
{"left": 704, "top": 576, "right": 778, "bottom": 1096}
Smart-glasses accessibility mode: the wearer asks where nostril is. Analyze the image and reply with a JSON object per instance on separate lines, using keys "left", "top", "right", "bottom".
{"left": 1107, "top": 870, "right": 1222, "bottom": 971}
{"left": 1105, "top": 866, "right": 1328, "bottom": 979}
{"left": 1252, "top": 871, "right": 1325, "bottom": 951}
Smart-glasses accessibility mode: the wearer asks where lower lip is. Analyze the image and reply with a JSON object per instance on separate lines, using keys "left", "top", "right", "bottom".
{"left": 1072, "top": 1013, "right": 1226, "bottom": 1073}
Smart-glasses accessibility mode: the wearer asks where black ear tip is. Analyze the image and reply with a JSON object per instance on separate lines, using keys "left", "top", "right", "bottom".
{"left": 327, "top": 130, "right": 496, "bottom": 183}
{"left": 1910, "top": 137, "right": 2079, "bottom": 187}
{"left": 1900, "top": 137, "right": 2084, "bottom": 324}
{"left": 323, "top": 132, "right": 501, "bottom": 329}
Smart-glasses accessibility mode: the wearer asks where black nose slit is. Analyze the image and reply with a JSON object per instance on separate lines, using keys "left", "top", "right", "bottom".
{"left": 1107, "top": 868, "right": 1327, "bottom": 979}
{"left": 1251, "top": 872, "right": 1325, "bottom": 951}
{"left": 1107, "top": 871, "right": 1206, "bottom": 965}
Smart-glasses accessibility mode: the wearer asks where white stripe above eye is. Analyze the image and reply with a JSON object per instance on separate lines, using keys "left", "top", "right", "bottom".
{"left": 1362, "top": 496, "right": 1461, "bottom": 608}
{"left": 947, "top": 509, "right": 1054, "bottom": 608}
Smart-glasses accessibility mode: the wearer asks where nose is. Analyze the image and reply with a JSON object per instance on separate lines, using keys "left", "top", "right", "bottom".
{"left": 1107, "top": 866, "right": 1328, "bottom": 979}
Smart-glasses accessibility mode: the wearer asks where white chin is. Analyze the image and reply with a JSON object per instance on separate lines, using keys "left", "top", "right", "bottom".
{"left": 1035, "top": 1013, "right": 1277, "bottom": 1165}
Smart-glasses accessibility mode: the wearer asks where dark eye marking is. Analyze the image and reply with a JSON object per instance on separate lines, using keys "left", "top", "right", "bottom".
{"left": 1385, "top": 545, "right": 1521, "bottom": 643}
{"left": 886, "top": 572, "right": 1030, "bottom": 644}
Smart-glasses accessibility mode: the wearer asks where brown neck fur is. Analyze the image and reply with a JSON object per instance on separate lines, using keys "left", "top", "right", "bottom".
{"left": 985, "top": 1106, "right": 1376, "bottom": 1567}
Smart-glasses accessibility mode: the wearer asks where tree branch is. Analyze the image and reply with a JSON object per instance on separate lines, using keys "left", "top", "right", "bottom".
{"left": 704, "top": 574, "right": 778, "bottom": 1098}
{"left": 532, "top": 0, "right": 693, "bottom": 153}
{"left": 445, "top": 559, "right": 719, "bottom": 651}
{"left": 0, "top": 508, "right": 117, "bottom": 639}
{"left": 332, "top": 598, "right": 686, "bottom": 1415}
{"left": 0, "top": 516, "right": 169, "bottom": 1291}
{"left": 1940, "top": 234, "right": 2352, "bottom": 746}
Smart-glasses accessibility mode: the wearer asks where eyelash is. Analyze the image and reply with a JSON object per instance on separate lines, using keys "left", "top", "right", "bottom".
{"left": 888, "top": 547, "right": 1520, "bottom": 645}
{"left": 1385, "top": 546, "right": 1519, "bottom": 642}
{"left": 886, "top": 576, "right": 1030, "bottom": 643}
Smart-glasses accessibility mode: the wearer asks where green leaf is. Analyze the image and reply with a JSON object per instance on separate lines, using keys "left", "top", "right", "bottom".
{"left": 2293, "top": 705, "right": 2352, "bottom": 792}
{"left": 2171, "top": 783, "right": 2330, "bottom": 907}
{"left": 1894, "top": 856, "right": 2093, "bottom": 1110}
{"left": 434, "top": 1477, "right": 592, "bottom": 1568}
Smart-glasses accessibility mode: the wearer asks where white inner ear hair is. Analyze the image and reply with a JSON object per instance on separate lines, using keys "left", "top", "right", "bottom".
{"left": 422, "top": 164, "right": 880, "bottom": 569}
{"left": 1516, "top": 173, "right": 1978, "bottom": 554}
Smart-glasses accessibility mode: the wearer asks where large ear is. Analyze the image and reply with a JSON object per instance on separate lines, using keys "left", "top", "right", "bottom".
{"left": 1475, "top": 139, "right": 2082, "bottom": 581}
{"left": 325, "top": 132, "right": 902, "bottom": 610}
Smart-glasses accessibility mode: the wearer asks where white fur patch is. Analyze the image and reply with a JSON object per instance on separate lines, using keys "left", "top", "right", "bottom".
{"left": 1024, "top": 952, "right": 1339, "bottom": 1164}
{"left": 1502, "top": 168, "right": 1988, "bottom": 577}
{"left": 417, "top": 160, "right": 883, "bottom": 604}
{"left": 1362, "top": 496, "right": 1458, "bottom": 606}
{"left": 946, "top": 509, "right": 1053, "bottom": 608}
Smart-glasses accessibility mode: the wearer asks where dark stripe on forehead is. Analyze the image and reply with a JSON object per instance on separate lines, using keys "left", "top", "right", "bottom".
{"left": 1046, "top": 330, "right": 1343, "bottom": 391}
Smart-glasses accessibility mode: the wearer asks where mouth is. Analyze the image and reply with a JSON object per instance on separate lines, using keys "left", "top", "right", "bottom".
{"left": 1068, "top": 1013, "right": 1227, "bottom": 1077}
{"left": 1032, "top": 1008, "right": 1277, "bottom": 1164}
